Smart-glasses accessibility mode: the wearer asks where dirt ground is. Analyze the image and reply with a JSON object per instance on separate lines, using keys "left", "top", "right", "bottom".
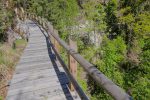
{"left": 0, "top": 69, "right": 14, "bottom": 100}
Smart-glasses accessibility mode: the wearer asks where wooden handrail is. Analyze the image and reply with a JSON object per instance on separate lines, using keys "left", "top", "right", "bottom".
{"left": 26, "top": 13, "right": 131, "bottom": 100}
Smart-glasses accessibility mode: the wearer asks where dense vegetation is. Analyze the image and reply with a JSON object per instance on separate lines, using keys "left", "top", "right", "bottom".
{"left": 0, "top": 0, "right": 14, "bottom": 42}
{"left": 0, "top": 0, "right": 150, "bottom": 100}
{"left": 0, "top": 0, "right": 27, "bottom": 99}
{"left": 0, "top": 39, "right": 27, "bottom": 98}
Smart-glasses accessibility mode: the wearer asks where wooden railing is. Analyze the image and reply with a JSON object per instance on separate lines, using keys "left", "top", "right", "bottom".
{"left": 22, "top": 12, "right": 131, "bottom": 100}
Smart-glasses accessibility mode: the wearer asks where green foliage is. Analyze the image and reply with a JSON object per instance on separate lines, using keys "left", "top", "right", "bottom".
{"left": 27, "top": 0, "right": 79, "bottom": 40}
{"left": 76, "top": 0, "right": 150, "bottom": 99}
{"left": 133, "top": 12, "right": 150, "bottom": 39}
{"left": 77, "top": 66, "right": 88, "bottom": 93}
{"left": 89, "top": 36, "right": 126, "bottom": 99}
{"left": 0, "top": 39, "right": 26, "bottom": 66}
{"left": 15, "top": 39, "right": 27, "bottom": 47}
{"left": 139, "top": 39, "right": 150, "bottom": 78}
{"left": 83, "top": 1, "right": 107, "bottom": 32}
{"left": 0, "top": 96, "right": 2, "bottom": 100}
{"left": 0, "top": 1, "right": 14, "bottom": 42}
{"left": 105, "top": 0, "right": 121, "bottom": 38}
{"left": 0, "top": 39, "right": 26, "bottom": 99}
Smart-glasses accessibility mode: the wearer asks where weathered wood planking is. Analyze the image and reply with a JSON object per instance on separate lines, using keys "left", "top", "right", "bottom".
{"left": 6, "top": 21, "right": 80, "bottom": 100}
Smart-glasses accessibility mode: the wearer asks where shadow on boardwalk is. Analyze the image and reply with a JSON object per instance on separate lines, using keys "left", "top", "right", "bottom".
{"left": 41, "top": 29, "right": 76, "bottom": 100}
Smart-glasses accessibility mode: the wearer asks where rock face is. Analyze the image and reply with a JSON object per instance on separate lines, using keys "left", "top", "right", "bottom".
{"left": 7, "top": 19, "right": 30, "bottom": 46}
{"left": 71, "top": 21, "right": 103, "bottom": 47}
{"left": 7, "top": 27, "right": 20, "bottom": 46}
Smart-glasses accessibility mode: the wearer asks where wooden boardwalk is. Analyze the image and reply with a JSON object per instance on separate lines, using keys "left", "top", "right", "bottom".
{"left": 6, "top": 21, "right": 80, "bottom": 100}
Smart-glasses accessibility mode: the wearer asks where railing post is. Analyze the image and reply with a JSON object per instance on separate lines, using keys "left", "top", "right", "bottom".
{"left": 31, "top": 14, "right": 33, "bottom": 19}
{"left": 35, "top": 15, "right": 38, "bottom": 21}
{"left": 20, "top": 7, "right": 24, "bottom": 20}
{"left": 26, "top": 13, "right": 28, "bottom": 19}
{"left": 24, "top": 12, "right": 27, "bottom": 20}
{"left": 33, "top": 14, "right": 35, "bottom": 20}
{"left": 54, "top": 30, "right": 60, "bottom": 53}
{"left": 37, "top": 16, "right": 39, "bottom": 23}
{"left": 45, "top": 19, "right": 48, "bottom": 31}
{"left": 48, "top": 23, "right": 55, "bottom": 45}
{"left": 38, "top": 16, "right": 41, "bottom": 24}
{"left": 51, "top": 29, "right": 55, "bottom": 45}
{"left": 42, "top": 18, "right": 46, "bottom": 29}
{"left": 28, "top": 13, "right": 30, "bottom": 19}
{"left": 68, "top": 36, "right": 77, "bottom": 91}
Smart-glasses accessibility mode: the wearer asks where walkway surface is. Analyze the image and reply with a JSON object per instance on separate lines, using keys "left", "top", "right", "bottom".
{"left": 6, "top": 21, "right": 80, "bottom": 100}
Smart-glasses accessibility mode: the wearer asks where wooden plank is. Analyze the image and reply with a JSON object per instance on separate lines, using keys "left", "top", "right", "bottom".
{"left": 9, "top": 76, "right": 68, "bottom": 92}
{"left": 18, "top": 58, "right": 50, "bottom": 66}
{"left": 15, "top": 63, "right": 53, "bottom": 73}
{"left": 13, "top": 68, "right": 56, "bottom": 79}
{"left": 27, "top": 43, "right": 47, "bottom": 47}
{"left": 7, "top": 85, "right": 78, "bottom": 100}
{"left": 24, "top": 47, "right": 49, "bottom": 52}
{"left": 8, "top": 83, "right": 69, "bottom": 98}
{"left": 22, "top": 52, "right": 48, "bottom": 57}
{"left": 19, "top": 56, "right": 50, "bottom": 63}
{"left": 21, "top": 54, "right": 50, "bottom": 59}
{"left": 20, "top": 54, "right": 50, "bottom": 61}
{"left": 16, "top": 61, "right": 51, "bottom": 68}
{"left": 11, "top": 72, "right": 67, "bottom": 85}
{"left": 26, "top": 44, "right": 47, "bottom": 48}
{"left": 28, "top": 40, "right": 46, "bottom": 45}
{"left": 54, "top": 30, "right": 60, "bottom": 53}
{"left": 23, "top": 49, "right": 48, "bottom": 54}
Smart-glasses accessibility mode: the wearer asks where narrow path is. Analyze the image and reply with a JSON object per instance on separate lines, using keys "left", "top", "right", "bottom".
{"left": 6, "top": 21, "right": 80, "bottom": 100}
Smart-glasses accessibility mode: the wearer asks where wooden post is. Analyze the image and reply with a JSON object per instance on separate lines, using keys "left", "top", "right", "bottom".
{"left": 68, "top": 37, "right": 77, "bottom": 91}
{"left": 37, "top": 16, "right": 38, "bottom": 22}
{"left": 48, "top": 23, "right": 55, "bottom": 44}
{"left": 36, "top": 16, "right": 38, "bottom": 21}
{"left": 32, "top": 14, "right": 35, "bottom": 20}
{"left": 54, "top": 30, "right": 60, "bottom": 53}
{"left": 14, "top": 8, "right": 19, "bottom": 20}
{"left": 42, "top": 18, "right": 46, "bottom": 28}
{"left": 35, "top": 16, "right": 37, "bottom": 21}
{"left": 20, "top": 7, "right": 24, "bottom": 20}
{"left": 28, "top": 13, "right": 30, "bottom": 19}
{"left": 31, "top": 14, "right": 33, "bottom": 19}
{"left": 45, "top": 19, "right": 48, "bottom": 31}
{"left": 50, "top": 29, "right": 55, "bottom": 45}
{"left": 39, "top": 17, "right": 42, "bottom": 24}
{"left": 26, "top": 12, "right": 28, "bottom": 19}
{"left": 24, "top": 12, "right": 27, "bottom": 20}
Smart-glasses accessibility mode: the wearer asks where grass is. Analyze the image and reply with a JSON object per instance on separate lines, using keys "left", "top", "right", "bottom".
{"left": 15, "top": 39, "right": 27, "bottom": 48}
{"left": 0, "top": 39, "right": 27, "bottom": 99}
